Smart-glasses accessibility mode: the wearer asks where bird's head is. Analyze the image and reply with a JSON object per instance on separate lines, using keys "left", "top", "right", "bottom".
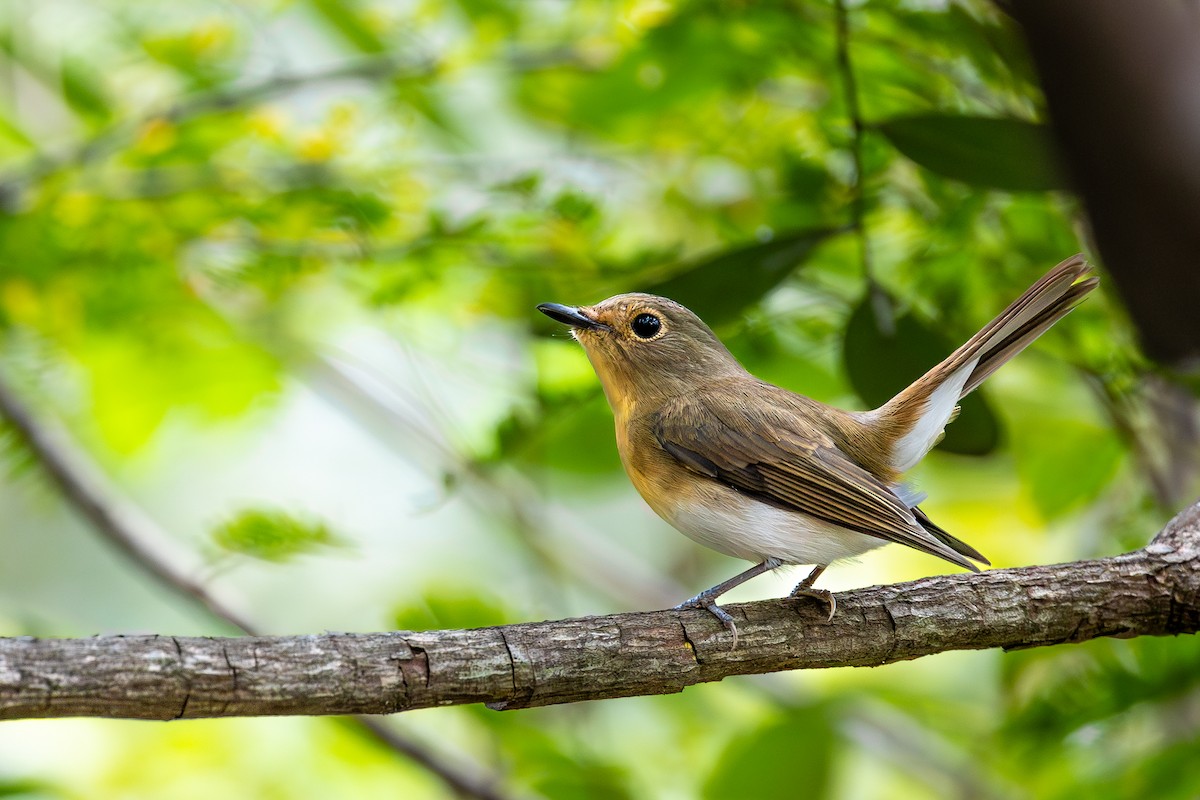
{"left": 537, "top": 293, "right": 745, "bottom": 415}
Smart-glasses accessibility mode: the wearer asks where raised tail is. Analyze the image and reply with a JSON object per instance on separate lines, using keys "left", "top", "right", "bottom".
{"left": 878, "top": 255, "right": 1098, "bottom": 473}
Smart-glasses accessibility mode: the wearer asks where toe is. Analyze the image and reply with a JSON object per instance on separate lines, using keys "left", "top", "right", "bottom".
{"left": 792, "top": 588, "right": 837, "bottom": 622}
{"left": 697, "top": 600, "right": 739, "bottom": 649}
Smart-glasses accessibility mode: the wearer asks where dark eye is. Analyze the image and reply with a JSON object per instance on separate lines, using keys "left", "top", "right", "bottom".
{"left": 631, "top": 313, "right": 661, "bottom": 339}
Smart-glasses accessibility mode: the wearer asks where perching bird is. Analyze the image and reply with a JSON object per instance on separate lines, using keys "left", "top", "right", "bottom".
{"left": 538, "top": 255, "right": 1097, "bottom": 643}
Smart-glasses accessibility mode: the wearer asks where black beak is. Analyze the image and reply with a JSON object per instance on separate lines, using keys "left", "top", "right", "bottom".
{"left": 537, "top": 303, "right": 608, "bottom": 330}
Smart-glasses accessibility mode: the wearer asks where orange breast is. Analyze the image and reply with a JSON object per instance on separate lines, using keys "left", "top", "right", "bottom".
{"left": 616, "top": 412, "right": 687, "bottom": 521}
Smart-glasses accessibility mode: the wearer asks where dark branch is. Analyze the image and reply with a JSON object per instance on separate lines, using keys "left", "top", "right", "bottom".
{"left": 2, "top": 500, "right": 1197, "bottom": 720}
{"left": 1010, "top": 0, "right": 1200, "bottom": 368}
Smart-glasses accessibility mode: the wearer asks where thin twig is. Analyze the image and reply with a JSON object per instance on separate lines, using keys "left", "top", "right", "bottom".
{"left": 834, "top": 0, "right": 893, "bottom": 333}
{"left": 833, "top": 0, "right": 868, "bottom": 271}
{"left": 0, "top": 373, "right": 515, "bottom": 800}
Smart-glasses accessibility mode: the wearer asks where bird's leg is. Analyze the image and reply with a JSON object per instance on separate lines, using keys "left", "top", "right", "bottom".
{"left": 789, "top": 564, "right": 835, "bottom": 621}
{"left": 675, "top": 558, "right": 781, "bottom": 647}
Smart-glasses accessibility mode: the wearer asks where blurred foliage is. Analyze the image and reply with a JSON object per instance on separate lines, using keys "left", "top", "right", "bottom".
{"left": 877, "top": 114, "right": 1066, "bottom": 192}
{"left": 211, "top": 508, "right": 346, "bottom": 563}
{"left": 703, "top": 703, "right": 838, "bottom": 799}
{"left": 0, "top": 0, "right": 1196, "bottom": 799}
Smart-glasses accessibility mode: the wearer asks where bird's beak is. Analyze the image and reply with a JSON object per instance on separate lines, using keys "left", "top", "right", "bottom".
{"left": 537, "top": 303, "right": 609, "bottom": 331}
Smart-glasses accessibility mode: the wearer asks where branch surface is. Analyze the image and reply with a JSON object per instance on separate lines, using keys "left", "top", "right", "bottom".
{"left": 3, "top": 501, "right": 1198, "bottom": 720}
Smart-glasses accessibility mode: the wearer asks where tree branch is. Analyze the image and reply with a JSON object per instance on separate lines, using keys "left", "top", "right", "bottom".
{"left": 2, "top": 500, "right": 1197, "bottom": 720}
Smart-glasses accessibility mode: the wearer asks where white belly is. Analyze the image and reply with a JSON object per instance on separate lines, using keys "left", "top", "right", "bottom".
{"left": 663, "top": 492, "right": 886, "bottom": 566}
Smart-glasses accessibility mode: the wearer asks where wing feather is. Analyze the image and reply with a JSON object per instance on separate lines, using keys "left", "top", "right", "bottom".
{"left": 653, "top": 390, "right": 982, "bottom": 571}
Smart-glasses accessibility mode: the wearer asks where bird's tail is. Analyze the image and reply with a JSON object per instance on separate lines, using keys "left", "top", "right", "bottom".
{"left": 878, "top": 255, "right": 1098, "bottom": 473}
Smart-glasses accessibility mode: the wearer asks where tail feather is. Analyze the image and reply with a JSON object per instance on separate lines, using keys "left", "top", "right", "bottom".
{"left": 928, "top": 254, "right": 1094, "bottom": 398}
{"left": 879, "top": 255, "right": 1097, "bottom": 473}
{"left": 962, "top": 274, "right": 1097, "bottom": 395}
{"left": 913, "top": 506, "right": 991, "bottom": 565}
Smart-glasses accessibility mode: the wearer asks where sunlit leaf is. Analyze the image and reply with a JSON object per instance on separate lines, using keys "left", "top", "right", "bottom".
{"left": 843, "top": 293, "right": 1001, "bottom": 455}
{"left": 211, "top": 509, "right": 346, "bottom": 563}
{"left": 0, "top": 113, "right": 34, "bottom": 150}
{"left": 877, "top": 114, "right": 1067, "bottom": 192}
{"left": 306, "top": 0, "right": 387, "bottom": 53}
{"left": 393, "top": 593, "right": 510, "bottom": 631}
{"left": 82, "top": 325, "right": 281, "bottom": 453}
{"left": 60, "top": 58, "right": 113, "bottom": 122}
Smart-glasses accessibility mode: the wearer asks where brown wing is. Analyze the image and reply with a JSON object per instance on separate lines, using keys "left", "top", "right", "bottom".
{"left": 652, "top": 388, "right": 981, "bottom": 571}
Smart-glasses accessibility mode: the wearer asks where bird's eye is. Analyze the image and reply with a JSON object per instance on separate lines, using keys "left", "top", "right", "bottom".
{"left": 631, "top": 313, "right": 661, "bottom": 339}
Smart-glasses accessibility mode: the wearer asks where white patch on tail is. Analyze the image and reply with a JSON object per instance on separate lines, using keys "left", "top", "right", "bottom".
{"left": 892, "top": 482, "right": 927, "bottom": 508}
{"left": 890, "top": 359, "right": 977, "bottom": 473}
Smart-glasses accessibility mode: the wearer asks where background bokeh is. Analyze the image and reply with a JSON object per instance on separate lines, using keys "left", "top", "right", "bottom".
{"left": 1, "top": 1, "right": 1198, "bottom": 798}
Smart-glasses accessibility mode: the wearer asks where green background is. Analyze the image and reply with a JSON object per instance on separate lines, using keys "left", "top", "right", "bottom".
{"left": 0, "top": 0, "right": 1195, "bottom": 798}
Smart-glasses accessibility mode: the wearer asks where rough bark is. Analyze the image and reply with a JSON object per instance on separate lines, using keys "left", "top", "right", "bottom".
{"left": 2, "top": 501, "right": 1197, "bottom": 721}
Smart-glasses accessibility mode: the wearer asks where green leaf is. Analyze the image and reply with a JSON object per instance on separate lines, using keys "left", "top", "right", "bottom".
{"left": 703, "top": 704, "right": 837, "bottom": 800}
{"left": 641, "top": 227, "right": 840, "bottom": 327}
{"left": 307, "top": 0, "right": 387, "bottom": 53}
{"left": 877, "top": 114, "right": 1067, "bottom": 192}
{"left": 533, "top": 758, "right": 634, "bottom": 800}
{"left": 0, "top": 778, "right": 60, "bottom": 798}
{"left": 843, "top": 294, "right": 1001, "bottom": 456}
{"left": 0, "top": 422, "right": 38, "bottom": 482}
{"left": 211, "top": 509, "right": 346, "bottom": 563}
{"left": 81, "top": 323, "right": 281, "bottom": 454}
{"left": 1011, "top": 415, "right": 1124, "bottom": 520}
{"left": 1008, "top": 636, "right": 1200, "bottom": 742}
{"left": 393, "top": 593, "right": 511, "bottom": 631}
{"left": 0, "top": 112, "right": 34, "bottom": 149}
{"left": 549, "top": 190, "right": 600, "bottom": 224}
{"left": 60, "top": 58, "right": 112, "bottom": 121}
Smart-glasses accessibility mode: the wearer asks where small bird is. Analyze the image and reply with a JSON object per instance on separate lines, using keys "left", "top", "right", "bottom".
{"left": 538, "top": 255, "right": 1097, "bottom": 642}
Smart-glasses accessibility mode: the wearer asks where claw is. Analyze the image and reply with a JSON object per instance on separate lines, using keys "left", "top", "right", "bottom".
{"left": 673, "top": 559, "right": 782, "bottom": 650}
{"left": 676, "top": 594, "right": 740, "bottom": 649}
{"left": 789, "top": 565, "right": 835, "bottom": 622}
{"left": 790, "top": 585, "right": 836, "bottom": 622}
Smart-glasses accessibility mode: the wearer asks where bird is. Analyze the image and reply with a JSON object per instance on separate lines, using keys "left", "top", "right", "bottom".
{"left": 537, "top": 255, "right": 1098, "bottom": 644}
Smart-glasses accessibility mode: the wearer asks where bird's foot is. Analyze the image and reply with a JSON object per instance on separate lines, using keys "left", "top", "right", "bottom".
{"left": 789, "top": 584, "right": 836, "bottom": 622}
{"left": 675, "top": 592, "right": 739, "bottom": 649}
